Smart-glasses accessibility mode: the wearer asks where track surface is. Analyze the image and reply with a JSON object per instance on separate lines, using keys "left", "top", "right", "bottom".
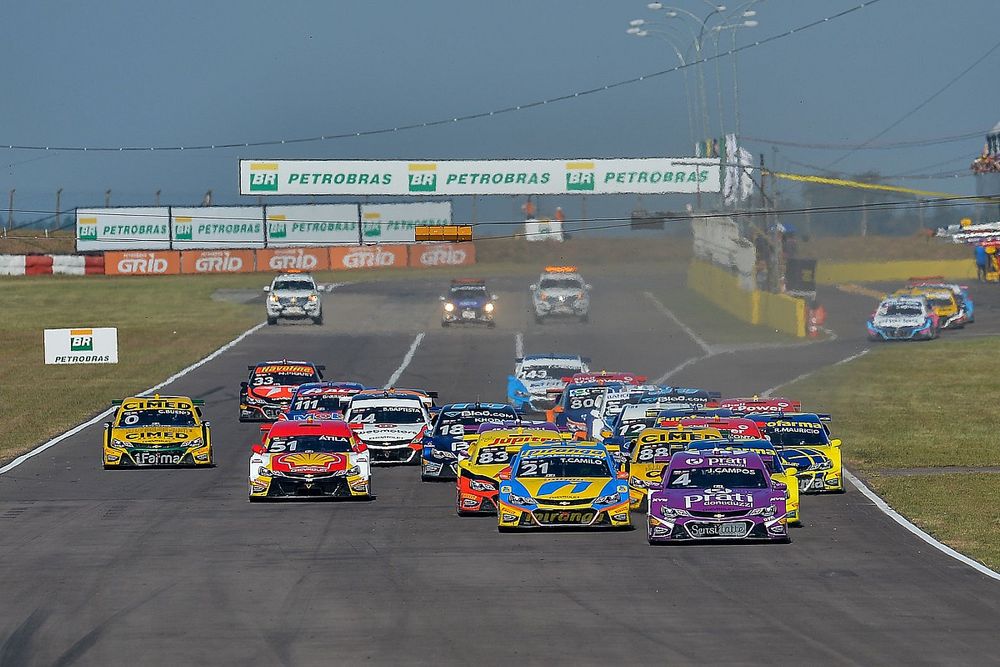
{"left": 2, "top": 272, "right": 999, "bottom": 666}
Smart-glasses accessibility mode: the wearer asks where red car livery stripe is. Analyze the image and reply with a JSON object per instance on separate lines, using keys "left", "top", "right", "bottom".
{"left": 250, "top": 386, "right": 297, "bottom": 400}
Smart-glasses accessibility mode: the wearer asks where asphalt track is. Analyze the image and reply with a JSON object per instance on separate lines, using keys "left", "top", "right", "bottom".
{"left": 2, "top": 271, "right": 1000, "bottom": 666}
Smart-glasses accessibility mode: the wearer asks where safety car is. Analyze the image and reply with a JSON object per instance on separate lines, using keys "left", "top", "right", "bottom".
{"left": 529, "top": 266, "right": 592, "bottom": 323}
{"left": 747, "top": 413, "right": 844, "bottom": 493}
{"left": 103, "top": 395, "right": 213, "bottom": 468}
{"left": 421, "top": 402, "right": 519, "bottom": 480}
{"left": 506, "top": 354, "right": 589, "bottom": 412}
{"left": 264, "top": 271, "right": 323, "bottom": 325}
{"left": 344, "top": 391, "right": 431, "bottom": 465}
{"left": 866, "top": 296, "right": 938, "bottom": 341}
{"left": 626, "top": 425, "right": 723, "bottom": 511}
{"left": 440, "top": 279, "right": 497, "bottom": 327}
{"left": 239, "top": 360, "right": 324, "bottom": 421}
{"left": 496, "top": 443, "right": 632, "bottom": 531}
{"left": 249, "top": 418, "right": 372, "bottom": 500}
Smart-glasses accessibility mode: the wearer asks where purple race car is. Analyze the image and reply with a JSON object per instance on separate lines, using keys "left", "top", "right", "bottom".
{"left": 647, "top": 449, "right": 790, "bottom": 544}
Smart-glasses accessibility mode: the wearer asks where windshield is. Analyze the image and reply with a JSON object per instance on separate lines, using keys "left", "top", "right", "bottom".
{"left": 761, "top": 426, "right": 829, "bottom": 447}
{"left": 273, "top": 279, "right": 314, "bottom": 291}
{"left": 117, "top": 409, "right": 196, "bottom": 427}
{"left": 450, "top": 286, "right": 486, "bottom": 297}
{"left": 289, "top": 394, "right": 343, "bottom": 412}
{"left": 667, "top": 467, "right": 768, "bottom": 489}
{"left": 348, "top": 405, "right": 426, "bottom": 424}
{"left": 539, "top": 278, "right": 583, "bottom": 290}
{"left": 881, "top": 303, "right": 923, "bottom": 317}
{"left": 519, "top": 365, "right": 580, "bottom": 380}
{"left": 927, "top": 297, "right": 952, "bottom": 309}
{"left": 434, "top": 409, "right": 516, "bottom": 435}
{"left": 266, "top": 435, "right": 353, "bottom": 453}
{"left": 475, "top": 445, "right": 513, "bottom": 466}
{"left": 617, "top": 418, "right": 659, "bottom": 437}
{"left": 515, "top": 455, "right": 610, "bottom": 478}
{"left": 562, "top": 387, "right": 606, "bottom": 411}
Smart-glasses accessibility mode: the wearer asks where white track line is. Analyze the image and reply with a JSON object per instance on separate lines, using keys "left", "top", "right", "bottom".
{"left": 761, "top": 349, "right": 869, "bottom": 397}
{"left": 514, "top": 331, "right": 524, "bottom": 359}
{"left": 643, "top": 291, "right": 713, "bottom": 354}
{"left": 653, "top": 355, "right": 710, "bottom": 384}
{"left": 0, "top": 321, "right": 268, "bottom": 476}
{"left": 384, "top": 333, "right": 425, "bottom": 388}
{"left": 845, "top": 470, "right": 1000, "bottom": 581}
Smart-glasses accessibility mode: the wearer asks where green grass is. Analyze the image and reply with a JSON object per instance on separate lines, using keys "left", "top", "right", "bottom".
{"left": 657, "top": 287, "right": 798, "bottom": 346}
{"left": 787, "top": 336, "right": 1000, "bottom": 570}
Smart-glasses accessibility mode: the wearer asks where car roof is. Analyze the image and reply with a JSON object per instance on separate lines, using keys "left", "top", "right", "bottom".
{"left": 266, "top": 419, "right": 352, "bottom": 437}
{"left": 349, "top": 396, "right": 424, "bottom": 407}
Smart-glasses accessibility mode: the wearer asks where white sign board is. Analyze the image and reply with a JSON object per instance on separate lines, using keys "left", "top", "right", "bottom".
{"left": 524, "top": 218, "right": 564, "bottom": 242}
{"left": 171, "top": 207, "right": 264, "bottom": 249}
{"left": 44, "top": 327, "right": 118, "bottom": 365}
{"left": 265, "top": 204, "right": 359, "bottom": 246}
{"left": 360, "top": 202, "right": 453, "bottom": 243}
{"left": 76, "top": 208, "right": 171, "bottom": 251}
{"left": 241, "top": 159, "right": 721, "bottom": 196}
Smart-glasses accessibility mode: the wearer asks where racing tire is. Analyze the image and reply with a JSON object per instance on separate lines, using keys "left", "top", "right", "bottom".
{"left": 267, "top": 317, "right": 278, "bottom": 326}
{"left": 498, "top": 526, "right": 518, "bottom": 533}
{"left": 312, "top": 315, "right": 323, "bottom": 325}
{"left": 248, "top": 496, "right": 265, "bottom": 503}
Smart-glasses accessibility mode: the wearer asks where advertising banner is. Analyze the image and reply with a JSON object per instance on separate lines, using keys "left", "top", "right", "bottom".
{"left": 360, "top": 202, "right": 452, "bottom": 243}
{"left": 241, "top": 159, "right": 721, "bottom": 196}
{"left": 44, "top": 327, "right": 118, "bottom": 364}
{"left": 104, "top": 250, "right": 181, "bottom": 276}
{"left": 524, "top": 218, "right": 564, "bottom": 242}
{"left": 328, "top": 245, "right": 407, "bottom": 271}
{"left": 171, "top": 207, "right": 264, "bottom": 249}
{"left": 408, "top": 242, "right": 476, "bottom": 268}
{"left": 76, "top": 208, "right": 171, "bottom": 251}
{"left": 257, "top": 247, "right": 330, "bottom": 272}
{"left": 179, "top": 249, "right": 255, "bottom": 274}
{"left": 264, "top": 204, "right": 359, "bottom": 247}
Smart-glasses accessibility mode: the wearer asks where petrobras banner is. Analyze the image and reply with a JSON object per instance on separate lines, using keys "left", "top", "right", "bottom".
{"left": 44, "top": 327, "right": 118, "bottom": 364}
{"left": 265, "top": 204, "right": 359, "bottom": 246}
{"left": 240, "top": 159, "right": 721, "bottom": 196}
{"left": 171, "top": 207, "right": 265, "bottom": 249}
{"left": 360, "top": 202, "right": 452, "bottom": 243}
{"left": 76, "top": 208, "right": 171, "bottom": 251}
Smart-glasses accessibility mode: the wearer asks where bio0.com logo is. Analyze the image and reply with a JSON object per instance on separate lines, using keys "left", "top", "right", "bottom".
{"left": 249, "top": 163, "right": 279, "bottom": 192}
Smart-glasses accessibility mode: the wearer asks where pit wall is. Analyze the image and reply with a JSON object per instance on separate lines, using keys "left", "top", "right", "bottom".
{"left": 815, "top": 259, "right": 976, "bottom": 284}
{"left": 687, "top": 260, "right": 806, "bottom": 337}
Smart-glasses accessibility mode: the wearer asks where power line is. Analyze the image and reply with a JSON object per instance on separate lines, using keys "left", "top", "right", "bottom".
{"left": 744, "top": 129, "right": 986, "bottom": 151}
{"left": 0, "top": 0, "right": 884, "bottom": 154}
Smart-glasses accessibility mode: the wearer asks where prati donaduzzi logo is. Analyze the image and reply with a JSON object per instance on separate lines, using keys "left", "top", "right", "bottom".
{"left": 70, "top": 329, "right": 94, "bottom": 352}
{"left": 408, "top": 163, "right": 437, "bottom": 193}
{"left": 249, "top": 162, "right": 279, "bottom": 192}
{"left": 566, "top": 161, "right": 595, "bottom": 191}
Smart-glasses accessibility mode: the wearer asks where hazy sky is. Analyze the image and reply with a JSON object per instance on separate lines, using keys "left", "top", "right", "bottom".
{"left": 2, "top": 0, "right": 998, "bottom": 228}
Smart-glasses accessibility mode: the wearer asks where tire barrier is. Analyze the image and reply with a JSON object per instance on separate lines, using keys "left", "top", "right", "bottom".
{"left": 0, "top": 254, "right": 104, "bottom": 276}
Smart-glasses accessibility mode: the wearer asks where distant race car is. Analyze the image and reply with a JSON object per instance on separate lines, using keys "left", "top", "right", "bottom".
{"left": 240, "top": 360, "right": 324, "bottom": 421}
{"left": 279, "top": 381, "right": 366, "bottom": 421}
{"left": 747, "top": 413, "right": 844, "bottom": 493}
{"left": 625, "top": 425, "right": 723, "bottom": 511}
{"left": 867, "top": 296, "right": 938, "bottom": 341}
{"left": 103, "top": 395, "right": 213, "bottom": 468}
{"left": 249, "top": 418, "right": 372, "bottom": 501}
{"left": 497, "top": 443, "right": 632, "bottom": 531}
{"left": 343, "top": 391, "right": 432, "bottom": 465}
{"left": 441, "top": 279, "right": 497, "bottom": 328}
{"left": 421, "top": 402, "right": 519, "bottom": 480}
{"left": 455, "top": 427, "right": 569, "bottom": 515}
{"left": 647, "top": 449, "right": 790, "bottom": 544}
{"left": 907, "top": 277, "right": 974, "bottom": 324}
{"left": 506, "top": 353, "right": 589, "bottom": 412}
{"left": 529, "top": 266, "right": 592, "bottom": 323}
{"left": 893, "top": 286, "right": 964, "bottom": 329}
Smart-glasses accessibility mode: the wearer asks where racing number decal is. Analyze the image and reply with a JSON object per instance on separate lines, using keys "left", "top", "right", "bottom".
{"left": 293, "top": 398, "right": 319, "bottom": 411}
{"left": 518, "top": 461, "right": 550, "bottom": 476}
{"left": 522, "top": 369, "right": 549, "bottom": 380}
{"left": 441, "top": 424, "right": 466, "bottom": 436}
{"left": 477, "top": 447, "right": 510, "bottom": 465}
{"left": 569, "top": 397, "right": 597, "bottom": 410}
{"left": 637, "top": 445, "right": 672, "bottom": 462}
{"left": 252, "top": 376, "right": 275, "bottom": 386}
{"left": 122, "top": 413, "right": 140, "bottom": 426}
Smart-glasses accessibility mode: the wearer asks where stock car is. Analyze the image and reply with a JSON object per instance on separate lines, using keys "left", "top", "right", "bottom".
{"left": 545, "top": 373, "right": 646, "bottom": 430}
{"left": 587, "top": 386, "right": 722, "bottom": 441}
{"left": 239, "top": 360, "right": 324, "bottom": 421}
{"left": 455, "top": 426, "right": 569, "bottom": 515}
{"left": 748, "top": 413, "right": 844, "bottom": 493}
{"left": 647, "top": 449, "right": 790, "bottom": 544}
{"left": 719, "top": 396, "right": 802, "bottom": 415}
{"left": 867, "top": 296, "right": 939, "bottom": 341}
{"left": 908, "top": 277, "right": 974, "bottom": 324}
{"left": 506, "top": 354, "right": 589, "bottom": 412}
{"left": 496, "top": 443, "right": 632, "bottom": 531}
{"left": 440, "top": 279, "right": 497, "bottom": 328}
{"left": 279, "top": 381, "right": 366, "bottom": 421}
{"left": 343, "top": 391, "right": 432, "bottom": 465}
{"left": 893, "top": 286, "right": 964, "bottom": 329}
{"left": 626, "top": 425, "right": 723, "bottom": 510}
{"left": 421, "top": 402, "right": 519, "bottom": 480}
{"left": 103, "top": 395, "right": 213, "bottom": 468}
{"left": 662, "top": 416, "right": 765, "bottom": 441}
{"left": 529, "top": 266, "right": 592, "bottom": 323}
{"left": 249, "top": 418, "right": 372, "bottom": 500}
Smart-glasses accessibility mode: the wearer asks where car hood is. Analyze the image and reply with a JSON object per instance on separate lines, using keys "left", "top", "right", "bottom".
{"left": 356, "top": 424, "right": 423, "bottom": 442}
{"left": 778, "top": 447, "right": 833, "bottom": 472}
{"left": 538, "top": 288, "right": 584, "bottom": 298}
{"left": 652, "top": 487, "right": 780, "bottom": 511}
{"left": 113, "top": 426, "right": 201, "bottom": 446}
{"left": 267, "top": 451, "right": 350, "bottom": 474}
{"left": 521, "top": 378, "right": 565, "bottom": 394}
{"left": 249, "top": 385, "right": 298, "bottom": 402}
{"left": 871, "top": 315, "right": 927, "bottom": 327}
{"left": 272, "top": 289, "right": 316, "bottom": 298}
{"left": 514, "top": 477, "right": 614, "bottom": 503}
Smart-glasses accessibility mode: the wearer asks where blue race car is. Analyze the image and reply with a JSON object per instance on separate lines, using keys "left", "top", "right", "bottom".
{"left": 547, "top": 381, "right": 628, "bottom": 434}
{"left": 279, "top": 381, "right": 366, "bottom": 421}
{"left": 506, "top": 354, "right": 589, "bottom": 412}
{"left": 420, "top": 402, "right": 518, "bottom": 480}
{"left": 440, "top": 279, "right": 497, "bottom": 328}
{"left": 866, "top": 296, "right": 938, "bottom": 341}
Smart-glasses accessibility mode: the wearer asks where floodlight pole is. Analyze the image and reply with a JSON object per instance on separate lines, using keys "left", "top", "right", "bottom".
{"left": 6, "top": 188, "right": 14, "bottom": 234}
{"left": 55, "top": 188, "right": 63, "bottom": 231}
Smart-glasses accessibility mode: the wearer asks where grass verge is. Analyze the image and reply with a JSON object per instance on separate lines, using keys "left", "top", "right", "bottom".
{"left": 788, "top": 336, "right": 1000, "bottom": 570}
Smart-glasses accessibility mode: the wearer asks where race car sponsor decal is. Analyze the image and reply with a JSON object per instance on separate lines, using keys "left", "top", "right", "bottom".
{"left": 133, "top": 451, "right": 184, "bottom": 465}
{"left": 271, "top": 452, "right": 347, "bottom": 473}
{"left": 256, "top": 365, "right": 315, "bottom": 375}
{"left": 534, "top": 510, "right": 595, "bottom": 524}
{"left": 683, "top": 490, "right": 756, "bottom": 509}
{"left": 520, "top": 447, "right": 599, "bottom": 458}
{"left": 121, "top": 399, "right": 192, "bottom": 411}
{"left": 122, "top": 430, "right": 193, "bottom": 441}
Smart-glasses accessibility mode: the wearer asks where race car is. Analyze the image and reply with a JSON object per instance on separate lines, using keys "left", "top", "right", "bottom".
{"left": 893, "top": 286, "right": 964, "bottom": 329}
{"left": 103, "top": 394, "right": 213, "bottom": 468}
{"left": 506, "top": 354, "right": 589, "bottom": 412}
{"left": 626, "top": 425, "right": 723, "bottom": 511}
{"left": 719, "top": 396, "right": 802, "bottom": 416}
{"left": 239, "top": 360, "right": 324, "bottom": 421}
{"left": 586, "top": 386, "right": 721, "bottom": 441}
{"left": 264, "top": 271, "right": 324, "bottom": 325}
{"left": 249, "top": 418, "right": 372, "bottom": 500}
{"left": 747, "top": 413, "right": 844, "bottom": 493}
{"left": 546, "top": 380, "right": 628, "bottom": 434}
{"left": 497, "top": 443, "right": 632, "bottom": 531}
{"left": 421, "top": 402, "right": 519, "bottom": 480}
{"left": 634, "top": 386, "right": 721, "bottom": 409}
{"left": 455, "top": 427, "right": 570, "bottom": 515}
{"left": 278, "top": 381, "right": 366, "bottom": 421}
{"left": 661, "top": 416, "right": 765, "bottom": 441}
{"left": 440, "top": 279, "right": 497, "bottom": 328}
{"left": 647, "top": 449, "right": 790, "bottom": 544}
{"left": 343, "top": 391, "right": 432, "bottom": 465}
{"left": 867, "top": 296, "right": 938, "bottom": 341}
{"left": 907, "top": 277, "right": 974, "bottom": 324}
{"left": 529, "top": 266, "right": 592, "bottom": 323}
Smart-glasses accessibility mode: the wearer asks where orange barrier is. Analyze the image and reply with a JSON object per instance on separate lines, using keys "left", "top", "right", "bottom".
{"left": 257, "top": 247, "right": 330, "bottom": 272}
{"left": 329, "top": 245, "right": 408, "bottom": 270}
{"left": 179, "top": 249, "right": 256, "bottom": 274}
{"left": 408, "top": 242, "right": 476, "bottom": 268}
{"left": 105, "top": 250, "right": 181, "bottom": 275}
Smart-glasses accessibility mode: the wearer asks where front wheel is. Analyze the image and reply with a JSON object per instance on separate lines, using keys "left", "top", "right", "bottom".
{"left": 312, "top": 315, "right": 323, "bottom": 325}
{"left": 267, "top": 317, "right": 277, "bottom": 326}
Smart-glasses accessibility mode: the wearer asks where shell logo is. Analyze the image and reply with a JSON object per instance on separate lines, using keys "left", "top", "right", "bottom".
{"left": 274, "top": 451, "right": 344, "bottom": 472}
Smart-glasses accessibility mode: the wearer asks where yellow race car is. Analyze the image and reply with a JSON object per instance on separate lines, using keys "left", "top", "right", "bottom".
{"left": 103, "top": 394, "right": 213, "bottom": 468}
{"left": 626, "top": 426, "right": 723, "bottom": 511}
{"left": 893, "top": 286, "right": 963, "bottom": 329}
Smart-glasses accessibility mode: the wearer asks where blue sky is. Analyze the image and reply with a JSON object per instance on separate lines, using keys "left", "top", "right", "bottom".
{"left": 2, "top": 0, "right": 998, "bottom": 229}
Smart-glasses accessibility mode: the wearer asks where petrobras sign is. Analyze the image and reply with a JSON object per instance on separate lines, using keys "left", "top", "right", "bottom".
{"left": 171, "top": 207, "right": 264, "bottom": 249}
{"left": 76, "top": 208, "right": 171, "bottom": 251}
{"left": 360, "top": 202, "right": 452, "bottom": 243}
{"left": 265, "top": 204, "right": 360, "bottom": 246}
{"left": 44, "top": 327, "right": 118, "bottom": 364}
{"left": 240, "top": 159, "right": 721, "bottom": 196}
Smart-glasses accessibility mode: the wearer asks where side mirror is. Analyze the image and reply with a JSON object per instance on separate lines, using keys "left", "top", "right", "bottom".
{"left": 203, "top": 420, "right": 211, "bottom": 428}
{"left": 251, "top": 444, "right": 265, "bottom": 455}
{"left": 573, "top": 430, "right": 587, "bottom": 440}
{"left": 585, "top": 284, "right": 593, "bottom": 291}
{"left": 529, "top": 284, "right": 537, "bottom": 290}
{"left": 240, "top": 381, "right": 248, "bottom": 389}
{"left": 103, "top": 421, "right": 112, "bottom": 429}
{"left": 353, "top": 442, "right": 368, "bottom": 453}
{"left": 263, "top": 285, "right": 271, "bottom": 292}
{"left": 438, "top": 295, "right": 446, "bottom": 302}
{"left": 831, "top": 438, "right": 842, "bottom": 447}
{"left": 498, "top": 466, "right": 512, "bottom": 481}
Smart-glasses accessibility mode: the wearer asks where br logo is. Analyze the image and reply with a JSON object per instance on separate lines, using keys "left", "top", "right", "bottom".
{"left": 566, "top": 162, "right": 595, "bottom": 191}
{"left": 70, "top": 329, "right": 94, "bottom": 352}
{"left": 537, "top": 480, "right": 591, "bottom": 496}
{"left": 408, "top": 164, "right": 437, "bottom": 192}
{"left": 249, "top": 163, "right": 279, "bottom": 192}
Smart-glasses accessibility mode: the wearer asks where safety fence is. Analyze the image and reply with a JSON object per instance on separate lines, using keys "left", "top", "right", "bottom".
{"left": 688, "top": 260, "right": 806, "bottom": 337}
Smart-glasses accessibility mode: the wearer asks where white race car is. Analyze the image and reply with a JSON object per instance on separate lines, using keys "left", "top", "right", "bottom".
{"left": 506, "top": 353, "right": 589, "bottom": 412}
{"left": 344, "top": 391, "right": 431, "bottom": 465}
